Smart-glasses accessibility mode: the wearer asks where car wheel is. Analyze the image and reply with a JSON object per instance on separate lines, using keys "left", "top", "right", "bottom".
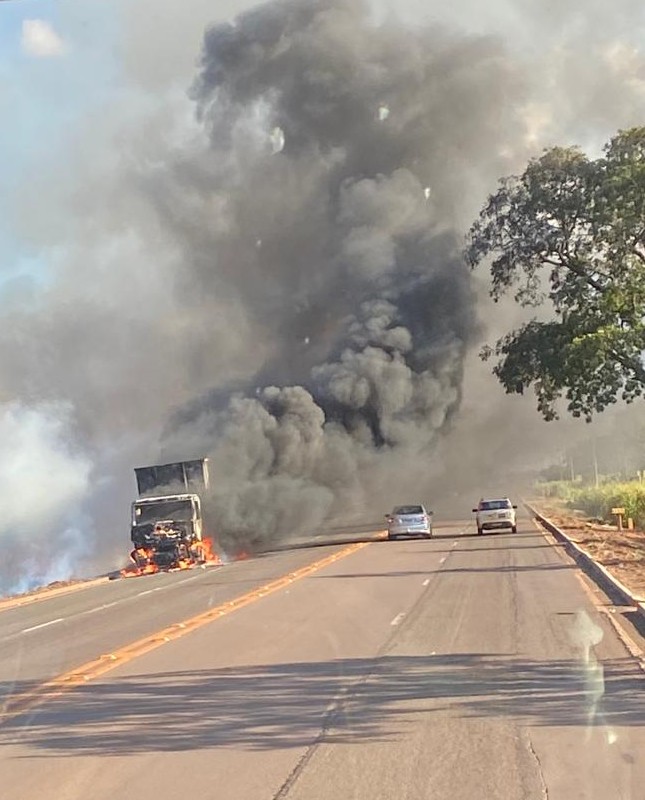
{"left": 512, "top": 525, "right": 517, "bottom": 534}
{"left": 477, "top": 527, "right": 483, "bottom": 535}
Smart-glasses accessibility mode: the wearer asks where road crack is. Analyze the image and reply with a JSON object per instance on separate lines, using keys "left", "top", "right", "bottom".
{"left": 525, "top": 732, "right": 549, "bottom": 800}
{"left": 270, "top": 681, "right": 356, "bottom": 800}
{"left": 272, "top": 543, "right": 455, "bottom": 798}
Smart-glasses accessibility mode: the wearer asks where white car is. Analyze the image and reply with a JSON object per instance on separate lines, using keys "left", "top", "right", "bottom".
{"left": 473, "top": 498, "right": 517, "bottom": 535}
{"left": 386, "top": 505, "right": 433, "bottom": 540}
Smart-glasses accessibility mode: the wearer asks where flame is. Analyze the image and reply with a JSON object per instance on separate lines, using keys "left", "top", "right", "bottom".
{"left": 119, "top": 537, "right": 223, "bottom": 579}
{"left": 194, "top": 537, "right": 221, "bottom": 565}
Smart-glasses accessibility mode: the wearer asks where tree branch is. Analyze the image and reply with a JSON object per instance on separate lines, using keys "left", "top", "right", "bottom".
{"left": 542, "top": 257, "right": 607, "bottom": 292}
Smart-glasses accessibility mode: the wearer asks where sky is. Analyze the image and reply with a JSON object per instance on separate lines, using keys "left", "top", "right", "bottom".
{"left": 0, "top": 0, "right": 643, "bottom": 592}
{"left": 0, "top": 0, "right": 119, "bottom": 287}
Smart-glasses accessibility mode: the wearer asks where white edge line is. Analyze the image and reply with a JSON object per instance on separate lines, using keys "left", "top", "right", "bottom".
{"left": 22, "top": 617, "right": 64, "bottom": 634}
{"left": 81, "top": 601, "right": 121, "bottom": 616}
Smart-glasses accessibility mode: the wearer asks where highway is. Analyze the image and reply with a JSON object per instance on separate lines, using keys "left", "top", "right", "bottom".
{"left": 1, "top": 512, "right": 644, "bottom": 799}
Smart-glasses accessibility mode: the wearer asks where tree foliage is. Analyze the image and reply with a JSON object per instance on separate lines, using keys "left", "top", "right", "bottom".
{"left": 467, "top": 127, "right": 645, "bottom": 420}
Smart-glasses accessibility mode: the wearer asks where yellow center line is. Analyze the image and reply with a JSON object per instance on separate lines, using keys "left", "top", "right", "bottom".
{"left": 0, "top": 541, "right": 369, "bottom": 725}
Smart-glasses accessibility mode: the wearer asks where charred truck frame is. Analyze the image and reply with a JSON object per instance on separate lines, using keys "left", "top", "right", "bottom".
{"left": 130, "top": 459, "right": 211, "bottom": 570}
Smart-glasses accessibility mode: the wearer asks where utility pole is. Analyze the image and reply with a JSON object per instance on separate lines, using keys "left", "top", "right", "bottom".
{"left": 592, "top": 438, "right": 599, "bottom": 488}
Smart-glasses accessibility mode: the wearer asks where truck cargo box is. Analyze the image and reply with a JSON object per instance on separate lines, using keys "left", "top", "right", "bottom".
{"left": 134, "top": 458, "right": 209, "bottom": 497}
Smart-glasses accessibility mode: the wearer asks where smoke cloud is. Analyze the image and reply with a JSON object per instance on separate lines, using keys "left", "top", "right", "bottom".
{"left": 152, "top": 0, "right": 531, "bottom": 548}
{"left": 0, "top": 403, "right": 91, "bottom": 594}
{"left": 1, "top": 0, "right": 644, "bottom": 585}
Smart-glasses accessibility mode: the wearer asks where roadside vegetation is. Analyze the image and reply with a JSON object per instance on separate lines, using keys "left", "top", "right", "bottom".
{"left": 536, "top": 478, "right": 645, "bottom": 529}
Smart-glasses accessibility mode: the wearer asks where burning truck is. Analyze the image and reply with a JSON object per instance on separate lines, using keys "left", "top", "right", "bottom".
{"left": 121, "top": 458, "right": 220, "bottom": 577}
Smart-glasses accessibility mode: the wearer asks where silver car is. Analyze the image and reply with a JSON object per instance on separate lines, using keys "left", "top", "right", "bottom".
{"left": 386, "top": 505, "right": 433, "bottom": 540}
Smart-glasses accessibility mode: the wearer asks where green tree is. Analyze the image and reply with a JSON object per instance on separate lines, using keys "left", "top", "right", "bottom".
{"left": 466, "top": 127, "right": 645, "bottom": 421}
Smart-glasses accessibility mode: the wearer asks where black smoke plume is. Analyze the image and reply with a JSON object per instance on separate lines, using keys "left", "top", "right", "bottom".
{"left": 154, "top": 0, "right": 524, "bottom": 550}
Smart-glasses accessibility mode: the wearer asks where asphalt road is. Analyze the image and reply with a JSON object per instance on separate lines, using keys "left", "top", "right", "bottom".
{"left": 1, "top": 514, "right": 644, "bottom": 800}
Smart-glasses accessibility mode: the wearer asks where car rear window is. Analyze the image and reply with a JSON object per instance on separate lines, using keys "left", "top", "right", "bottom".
{"left": 480, "top": 500, "right": 512, "bottom": 510}
{"left": 393, "top": 505, "right": 424, "bottom": 515}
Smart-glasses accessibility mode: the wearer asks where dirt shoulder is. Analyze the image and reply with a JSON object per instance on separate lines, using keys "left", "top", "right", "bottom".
{"left": 0, "top": 576, "right": 108, "bottom": 612}
{"left": 529, "top": 498, "right": 645, "bottom": 601}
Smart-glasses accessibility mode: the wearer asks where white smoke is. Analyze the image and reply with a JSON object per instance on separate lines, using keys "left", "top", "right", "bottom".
{"left": 0, "top": 403, "right": 92, "bottom": 595}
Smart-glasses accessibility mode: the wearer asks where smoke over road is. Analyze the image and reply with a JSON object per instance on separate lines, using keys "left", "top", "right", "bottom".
{"left": 1, "top": 0, "right": 644, "bottom": 587}
{"left": 153, "top": 0, "right": 527, "bottom": 549}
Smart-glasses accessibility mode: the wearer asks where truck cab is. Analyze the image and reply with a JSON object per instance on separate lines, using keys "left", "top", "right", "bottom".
{"left": 131, "top": 493, "right": 202, "bottom": 543}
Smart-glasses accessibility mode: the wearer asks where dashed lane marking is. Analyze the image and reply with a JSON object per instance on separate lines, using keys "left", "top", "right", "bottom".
{"left": 21, "top": 618, "right": 64, "bottom": 634}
